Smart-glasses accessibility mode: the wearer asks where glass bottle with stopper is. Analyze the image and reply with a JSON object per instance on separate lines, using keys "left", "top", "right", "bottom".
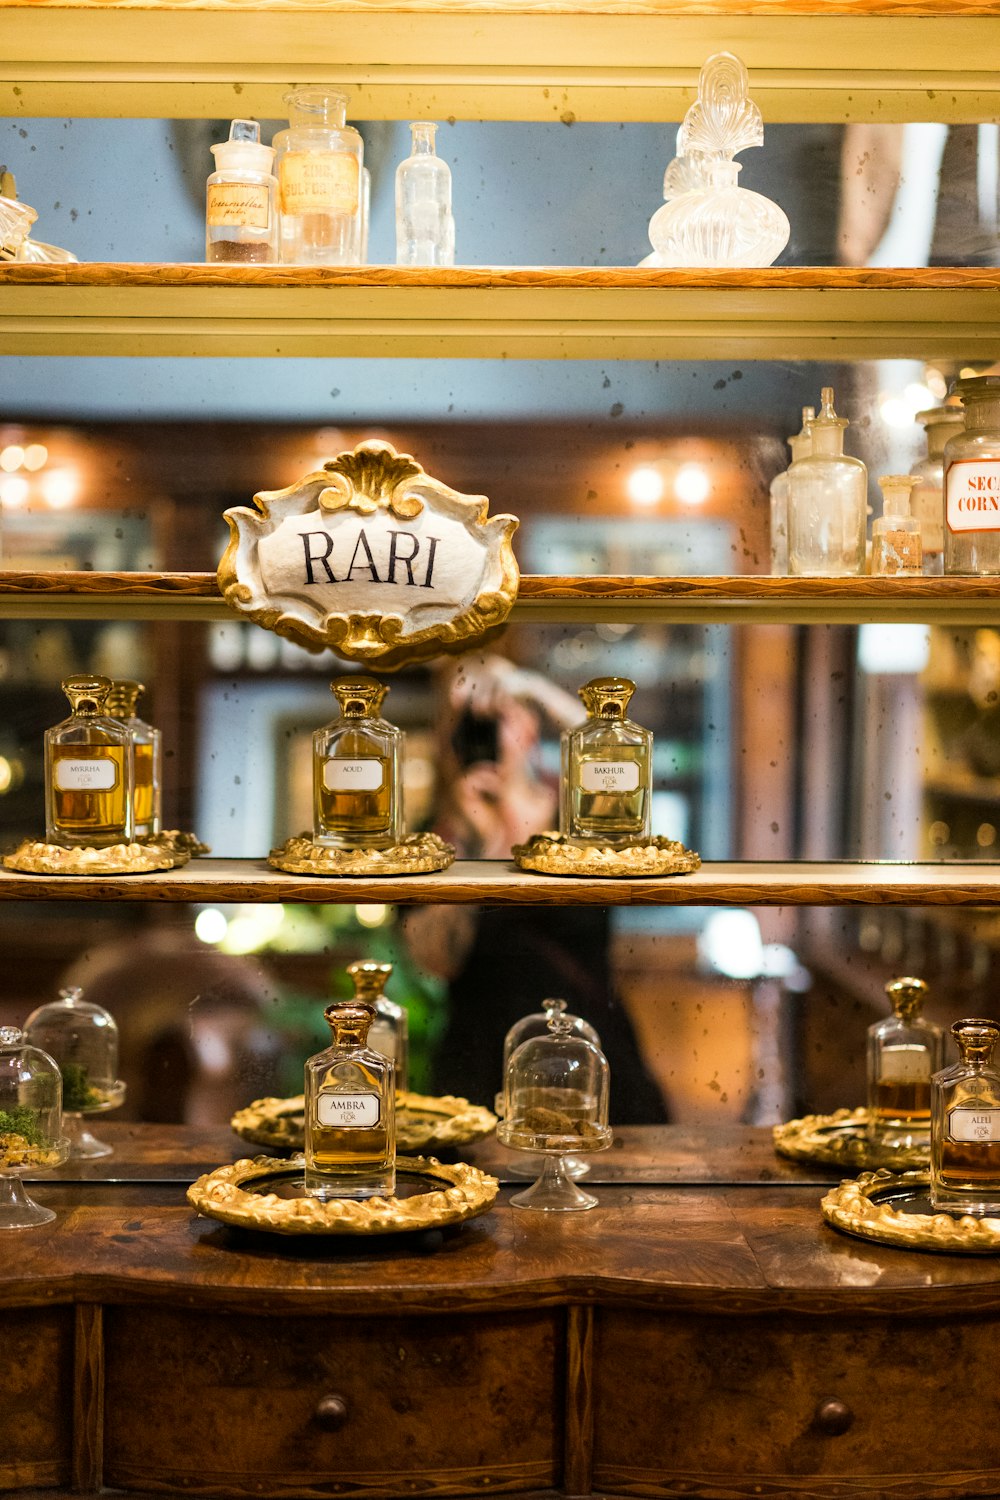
{"left": 498, "top": 998, "right": 602, "bottom": 1181}
{"left": 313, "top": 676, "right": 403, "bottom": 849}
{"left": 304, "top": 1000, "right": 395, "bottom": 1200}
{"left": 561, "top": 677, "right": 652, "bottom": 845}
{"left": 866, "top": 977, "right": 943, "bottom": 1153}
{"left": 872, "top": 475, "right": 922, "bottom": 577}
{"left": 106, "top": 679, "right": 162, "bottom": 840}
{"left": 787, "top": 387, "right": 867, "bottom": 576}
{"left": 346, "top": 960, "right": 408, "bottom": 1092}
{"left": 24, "top": 986, "right": 126, "bottom": 1160}
{"left": 395, "top": 122, "right": 455, "bottom": 266}
{"left": 913, "top": 406, "right": 963, "bottom": 575}
{"left": 943, "top": 375, "right": 1000, "bottom": 577}
{"left": 496, "top": 1012, "right": 612, "bottom": 1211}
{"left": 0, "top": 1026, "right": 68, "bottom": 1229}
{"left": 272, "top": 88, "right": 364, "bottom": 266}
{"left": 206, "top": 118, "right": 278, "bottom": 265}
{"left": 44, "top": 675, "right": 133, "bottom": 847}
{"left": 931, "top": 1017, "right": 1000, "bottom": 1216}
{"left": 770, "top": 406, "right": 814, "bottom": 574}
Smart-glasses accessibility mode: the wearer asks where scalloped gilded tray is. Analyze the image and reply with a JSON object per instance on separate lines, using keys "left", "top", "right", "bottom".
{"left": 3, "top": 838, "right": 187, "bottom": 875}
{"left": 773, "top": 1107, "right": 929, "bottom": 1172}
{"left": 268, "top": 832, "right": 455, "bottom": 877}
{"left": 512, "top": 831, "right": 701, "bottom": 878}
{"left": 188, "top": 1153, "right": 498, "bottom": 1236}
{"left": 232, "top": 1090, "right": 497, "bottom": 1155}
{"left": 822, "top": 1169, "right": 1000, "bottom": 1255}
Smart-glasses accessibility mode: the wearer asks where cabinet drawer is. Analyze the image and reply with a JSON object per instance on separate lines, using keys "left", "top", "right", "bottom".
{"left": 104, "top": 1306, "right": 560, "bottom": 1497}
{"left": 0, "top": 1307, "right": 73, "bottom": 1490}
{"left": 593, "top": 1309, "right": 1000, "bottom": 1499}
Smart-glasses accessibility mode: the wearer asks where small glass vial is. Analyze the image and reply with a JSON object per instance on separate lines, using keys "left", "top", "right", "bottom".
{"left": 769, "top": 405, "right": 814, "bottom": 574}
{"left": 787, "top": 386, "right": 867, "bottom": 576}
{"left": 206, "top": 119, "right": 279, "bottom": 265}
{"left": 313, "top": 676, "right": 403, "bottom": 849}
{"left": 395, "top": 122, "right": 455, "bottom": 267}
{"left": 944, "top": 376, "right": 1000, "bottom": 576}
{"left": 106, "top": 679, "right": 162, "bottom": 840}
{"left": 867, "top": 977, "right": 943, "bottom": 1152}
{"left": 23, "top": 986, "right": 126, "bottom": 1159}
{"left": 872, "top": 474, "right": 922, "bottom": 576}
{"left": 44, "top": 675, "right": 133, "bottom": 847}
{"left": 347, "top": 959, "right": 409, "bottom": 1092}
{"left": 913, "top": 406, "right": 963, "bottom": 575}
{"left": 0, "top": 1026, "right": 68, "bottom": 1229}
{"left": 931, "top": 1017, "right": 1000, "bottom": 1216}
{"left": 273, "top": 88, "right": 363, "bottom": 266}
{"left": 560, "top": 677, "right": 652, "bottom": 845}
{"left": 304, "top": 1001, "right": 395, "bottom": 1200}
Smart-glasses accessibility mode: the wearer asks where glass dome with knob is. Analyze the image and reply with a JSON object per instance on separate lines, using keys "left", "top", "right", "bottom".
{"left": 0, "top": 1026, "right": 68, "bottom": 1229}
{"left": 24, "top": 987, "right": 126, "bottom": 1159}
{"left": 496, "top": 998, "right": 602, "bottom": 1180}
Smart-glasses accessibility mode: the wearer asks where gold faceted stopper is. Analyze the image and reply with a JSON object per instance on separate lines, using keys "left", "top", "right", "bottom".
{"left": 578, "top": 676, "right": 636, "bottom": 720}
{"left": 106, "top": 679, "right": 144, "bottom": 718}
{"left": 331, "top": 676, "right": 388, "bottom": 718}
{"left": 324, "top": 999, "right": 376, "bottom": 1046}
{"left": 952, "top": 1017, "right": 1000, "bottom": 1061}
{"left": 885, "top": 976, "right": 927, "bottom": 1021}
{"left": 347, "top": 960, "right": 393, "bottom": 1001}
{"left": 62, "top": 675, "right": 112, "bottom": 715}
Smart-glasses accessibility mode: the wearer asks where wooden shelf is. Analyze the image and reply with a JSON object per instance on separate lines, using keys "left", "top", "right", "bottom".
{"left": 2, "top": 855, "right": 1000, "bottom": 904}
{"left": 3, "top": 0, "right": 999, "bottom": 123}
{"left": 2, "top": 265, "right": 1000, "bottom": 360}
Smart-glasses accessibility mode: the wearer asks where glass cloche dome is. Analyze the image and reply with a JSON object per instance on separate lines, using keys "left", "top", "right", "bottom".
{"left": 0, "top": 1026, "right": 68, "bottom": 1228}
{"left": 24, "top": 987, "right": 126, "bottom": 1159}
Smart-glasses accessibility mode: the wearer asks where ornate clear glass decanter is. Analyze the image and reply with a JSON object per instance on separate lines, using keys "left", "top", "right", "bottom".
{"left": 787, "top": 387, "right": 867, "bottom": 576}
{"left": 313, "top": 676, "right": 403, "bottom": 849}
{"left": 943, "top": 375, "right": 1000, "bottom": 576}
{"left": 642, "top": 53, "right": 790, "bottom": 269}
{"left": 106, "top": 679, "right": 162, "bottom": 840}
{"left": 913, "top": 405, "right": 964, "bottom": 575}
{"left": 872, "top": 475, "right": 922, "bottom": 576}
{"left": 867, "top": 977, "right": 943, "bottom": 1153}
{"left": 44, "top": 675, "right": 133, "bottom": 847}
{"left": 560, "top": 677, "right": 652, "bottom": 844}
{"left": 931, "top": 1018, "right": 1000, "bottom": 1216}
{"left": 395, "top": 122, "right": 455, "bottom": 266}
{"left": 272, "top": 88, "right": 364, "bottom": 265}
{"left": 304, "top": 1001, "right": 395, "bottom": 1200}
{"left": 769, "top": 406, "right": 814, "bottom": 573}
{"left": 347, "top": 960, "right": 409, "bottom": 1092}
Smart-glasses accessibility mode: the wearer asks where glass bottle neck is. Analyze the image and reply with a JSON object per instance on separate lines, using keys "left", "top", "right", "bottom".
{"left": 926, "top": 420, "right": 961, "bottom": 456}
{"left": 811, "top": 427, "right": 846, "bottom": 457}
{"left": 961, "top": 397, "right": 1000, "bottom": 431}
{"left": 409, "top": 124, "right": 437, "bottom": 155}
{"left": 287, "top": 91, "right": 348, "bottom": 129}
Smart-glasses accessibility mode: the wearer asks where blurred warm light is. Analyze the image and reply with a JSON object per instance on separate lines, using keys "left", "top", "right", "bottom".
{"left": 22, "top": 444, "right": 48, "bottom": 472}
{"left": 355, "top": 903, "right": 388, "bottom": 928}
{"left": 40, "top": 467, "right": 80, "bottom": 508}
{"left": 698, "top": 909, "right": 764, "bottom": 980}
{"left": 880, "top": 396, "right": 912, "bottom": 429}
{"left": 960, "top": 367, "right": 978, "bottom": 380}
{"left": 929, "top": 820, "right": 950, "bottom": 846}
{"left": 858, "top": 623, "right": 930, "bottom": 674}
{"left": 626, "top": 464, "right": 665, "bottom": 507}
{"left": 978, "top": 823, "right": 997, "bottom": 849}
{"left": 925, "top": 368, "right": 948, "bottom": 400}
{"left": 904, "top": 381, "right": 934, "bottom": 411}
{"left": 195, "top": 908, "right": 228, "bottom": 945}
{"left": 0, "top": 445, "right": 25, "bottom": 473}
{"left": 674, "top": 462, "right": 710, "bottom": 506}
{"left": 221, "top": 903, "right": 286, "bottom": 954}
{"left": 881, "top": 382, "right": 936, "bottom": 430}
{"left": 0, "top": 474, "right": 30, "bottom": 508}
{"left": 0, "top": 758, "right": 12, "bottom": 794}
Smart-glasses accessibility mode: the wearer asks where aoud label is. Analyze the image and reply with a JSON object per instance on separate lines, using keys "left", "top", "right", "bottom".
{"left": 323, "top": 758, "right": 383, "bottom": 792}
{"left": 581, "top": 760, "right": 640, "bottom": 793}
{"left": 317, "top": 1091, "right": 381, "bottom": 1129}
{"left": 948, "top": 1107, "right": 1000, "bottom": 1143}
{"left": 54, "top": 758, "right": 118, "bottom": 792}
{"left": 946, "top": 459, "right": 1000, "bottom": 534}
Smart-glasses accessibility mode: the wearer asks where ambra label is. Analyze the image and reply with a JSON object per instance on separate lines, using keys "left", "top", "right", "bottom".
{"left": 317, "top": 1091, "right": 380, "bottom": 1129}
{"left": 206, "top": 182, "right": 271, "bottom": 230}
{"left": 948, "top": 1107, "right": 1000, "bottom": 1143}
{"left": 324, "top": 758, "right": 383, "bottom": 792}
{"left": 54, "top": 758, "right": 117, "bottom": 792}
{"left": 946, "top": 460, "right": 1000, "bottom": 533}
{"left": 581, "top": 760, "right": 640, "bottom": 794}
{"left": 878, "top": 1045, "right": 931, "bottom": 1084}
{"left": 279, "top": 151, "right": 359, "bottom": 216}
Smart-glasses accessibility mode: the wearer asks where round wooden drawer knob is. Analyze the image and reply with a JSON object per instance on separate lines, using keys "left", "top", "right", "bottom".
{"left": 314, "top": 1394, "right": 349, "bottom": 1432}
{"left": 815, "top": 1398, "right": 854, "bottom": 1436}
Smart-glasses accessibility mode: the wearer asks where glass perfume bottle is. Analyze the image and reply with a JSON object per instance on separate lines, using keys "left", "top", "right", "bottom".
{"left": 944, "top": 376, "right": 1000, "bottom": 576}
{"left": 206, "top": 118, "right": 278, "bottom": 265}
{"left": 304, "top": 1000, "right": 395, "bottom": 1200}
{"left": 787, "top": 386, "right": 868, "bottom": 576}
{"left": 23, "top": 986, "right": 126, "bottom": 1160}
{"left": 272, "top": 87, "right": 363, "bottom": 266}
{"left": 769, "top": 405, "right": 814, "bottom": 573}
{"left": 106, "top": 679, "right": 162, "bottom": 840}
{"left": 395, "top": 122, "right": 455, "bottom": 267}
{"left": 0, "top": 1026, "right": 68, "bottom": 1229}
{"left": 347, "top": 959, "right": 409, "bottom": 1091}
{"left": 872, "top": 474, "right": 922, "bottom": 576}
{"left": 44, "top": 675, "right": 133, "bottom": 847}
{"left": 560, "top": 677, "right": 652, "bottom": 845}
{"left": 867, "top": 977, "right": 943, "bottom": 1152}
{"left": 913, "top": 405, "right": 963, "bottom": 576}
{"left": 931, "top": 1017, "right": 1000, "bottom": 1216}
{"left": 312, "top": 676, "right": 403, "bottom": 849}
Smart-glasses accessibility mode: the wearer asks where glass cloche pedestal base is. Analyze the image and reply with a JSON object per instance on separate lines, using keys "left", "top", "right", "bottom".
{"left": 507, "top": 1149, "right": 601, "bottom": 1211}
{"left": 62, "top": 1081, "right": 126, "bottom": 1160}
{"left": 0, "top": 1138, "right": 69, "bottom": 1229}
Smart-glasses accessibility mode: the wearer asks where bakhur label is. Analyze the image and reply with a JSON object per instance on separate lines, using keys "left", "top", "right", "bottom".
{"left": 878, "top": 1044, "right": 931, "bottom": 1083}
{"left": 946, "top": 460, "right": 1000, "bottom": 533}
{"left": 317, "top": 1091, "right": 380, "bottom": 1129}
{"left": 279, "top": 151, "right": 359, "bottom": 216}
{"left": 54, "top": 758, "right": 117, "bottom": 792}
{"left": 948, "top": 1107, "right": 1000, "bottom": 1143}
{"left": 206, "top": 183, "right": 271, "bottom": 230}
{"left": 581, "top": 760, "right": 640, "bottom": 793}
{"left": 324, "top": 758, "right": 383, "bottom": 792}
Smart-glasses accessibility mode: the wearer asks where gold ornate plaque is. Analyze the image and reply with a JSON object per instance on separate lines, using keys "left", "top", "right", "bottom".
{"left": 268, "top": 831, "right": 455, "bottom": 877}
{"left": 773, "top": 1107, "right": 928, "bottom": 1172}
{"left": 218, "top": 440, "right": 519, "bottom": 670}
{"left": 822, "top": 1169, "right": 1000, "bottom": 1255}
{"left": 231, "top": 1090, "right": 498, "bottom": 1155}
{"left": 3, "top": 838, "right": 186, "bottom": 875}
{"left": 512, "top": 831, "right": 701, "bottom": 878}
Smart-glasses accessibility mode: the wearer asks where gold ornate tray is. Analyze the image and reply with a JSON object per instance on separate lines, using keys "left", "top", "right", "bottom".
{"left": 158, "top": 829, "right": 211, "bottom": 857}
{"left": 232, "top": 1090, "right": 497, "bottom": 1154}
{"left": 773, "top": 1107, "right": 929, "bottom": 1172}
{"left": 268, "top": 831, "right": 455, "bottom": 877}
{"left": 822, "top": 1169, "right": 1000, "bottom": 1255}
{"left": 188, "top": 1153, "right": 498, "bottom": 1236}
{"left": 512, "top": 831, "right": 701, "bottom": 878}
{"left": 3, "top": 838, "right": 187, "bottom": 875}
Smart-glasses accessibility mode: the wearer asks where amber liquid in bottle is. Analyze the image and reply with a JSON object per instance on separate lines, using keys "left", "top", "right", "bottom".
{"left": 872, "top": 1078, "right": 931, "bottom": 1125}
{"left": 931, "top": 1018, "right": 1000, "bottom": 1215}
{"left": 571, "top": 752, "right": 649, "bottom": 838}
{"left": 304, "top": 1001, "right": 395, "bottom": 1200}
{"left": 132, "top": 742, "right": 155, "bottom": 831}
{"left": 49, "top": 746, "right": 129, "bottom": 837}
{"left": 313, "top": 754, "right": 393, "bottom": 841}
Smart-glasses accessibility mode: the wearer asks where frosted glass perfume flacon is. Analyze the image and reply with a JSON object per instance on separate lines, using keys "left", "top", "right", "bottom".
{"left": 206, "top": 118, "right": 278, "bottom": 265}
{"left": 872, "top": 475, "right": 922, "bottom": 576}
{"left": 347, "top": 959, "right": 409, "bottom": 1092}
{"left": 395, "top": 122, "right": 455, "bottom": 267}
{"left": 272, "top": 88, "right": 363, "bottom": 266}
{"left": 769, "top": 406, "right": 814, "bottom": 574}
{"left": 787, "top": 387, "right": 867, "bottom": 576}
{"left": 642, "top": 53, "right": 789, "bottom": 269}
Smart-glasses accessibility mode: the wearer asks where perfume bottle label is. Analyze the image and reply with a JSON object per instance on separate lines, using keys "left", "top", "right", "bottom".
{"left": 323, "top": 758, "right": 384, "bottom": 792}
{"left": 878, "top": 529, "right": 922, "bottom": 572}
{"left": 54, "top": 758, "right": 118, "bottom": 792}
{"left": 580, "top": 760, "right": 640, "bottom": 793}
{"left": 279, "top": 151, "right": 359, "bottom": 216}
{"left": 947, "top": 1107, "right": 1000, "bottom": 1143}
{"left": 317, "top": 1091, "right": 381, "bottom": 1128}
{"left": 207, "top": 182, "right": 271, "bottom": 230}
{"left": 878, "top": 1044, "right": 931, "bottom": 1083}
{"left": 946, "top": 460, "right": 1000, "bottom": 533}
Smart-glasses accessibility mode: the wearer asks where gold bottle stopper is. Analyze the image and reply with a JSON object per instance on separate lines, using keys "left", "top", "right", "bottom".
{"left": 578, "top": 677, "right": 636, "bottom": 719}
{"left": 323, "top": 999, "right": 376, "bottom": 1045}
{"left": 106, "top": 679, "right": 145, "bottom": 718}
{"left": 62, "top": 675, "right": 113, "bottom": 715}
{"left": 347, "top": 960, "right": 393, "bottom": 1001}
{"left": 885, "top": 976, "right": 928, "bottom": 1021}
{"left": 952, "top": 1017, "right": 1000, "bottom": 1059}
{"left": 331, "top": 676, "right": 389, "bottom": 718}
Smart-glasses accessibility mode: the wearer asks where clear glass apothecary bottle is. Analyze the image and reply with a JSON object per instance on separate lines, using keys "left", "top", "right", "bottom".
{"left": 913, "top": 405, "right": 963, "bottom": 575}
{"left": 769, "top": 405, "right": 814, "bottom": 573}
{"left": 206, "top": 118, "right": 278, "bottom": 265}
{"left": 304, "top": 1001, "right": 395, "bottom": 1200}
{"left": 943, "top": 376, "right": 1000, "bottom": 576}
{"left": 395, "top": 122, "right": 455, "bottom": 266}
{"left": 560, "top": 677, "right": 652, "bottom": 844}
{"left": 787, "top": 386, "right": 867, "bottom": 576}
{"left": 872, "top": 475, "right": 922, "bottom": 576}
{"left": 106, "top": 679, "right": 162, "bottom": 840}
{"left": 347, "top": 959, "right": 409, "bottom": 1092}
{"left": 272, "top": 88, "right": 364, "bottom": 266}
{"left": 931, "top": 1017, "right": 1000, "bottom": 1216}
{"left": 44, "top": 675, "right": 134, "bottom": 847}
{"left": 867, "top": 977, "right": 943, "bottom": 1152}
{"left": 312, "top": 676, "right": 403, "bottom": 849}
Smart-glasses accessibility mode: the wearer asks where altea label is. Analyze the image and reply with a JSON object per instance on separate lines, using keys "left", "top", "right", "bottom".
{"left": 581, "top": 760, "right": 640, "bottom": 793}
{"left": 279, "top": 151, "right": 359, "bottom": 216}
{"left": 206, "top": 182, "right": 271, "bottom": 231}
{"left": 54, "top": 758, "right": 117, "bottom": 792}
{"left": 878, "top": 1045, "right": 931, "bottom": 1084}
{"left": 324, "top": 758, "right": 383, "bottom": 792}
{"left": 946, "top": 460, "right": 1000, "bottom": 534}
{"left": 948, "top": 1107, "right": 1000, "bottom": 1143}
{"left": 317, "top": 1091, "right": 380, "bottom": 1129}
